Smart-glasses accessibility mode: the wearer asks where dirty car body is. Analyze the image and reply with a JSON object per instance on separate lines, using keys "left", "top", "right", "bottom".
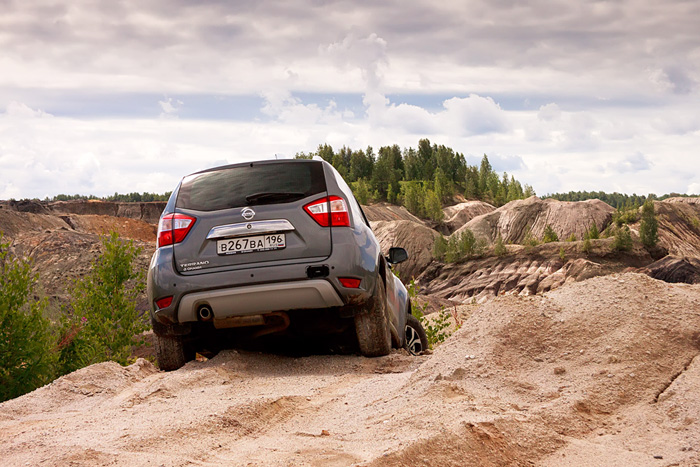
{"left": 147, "top": 158, "right": 414, "bottom": 370}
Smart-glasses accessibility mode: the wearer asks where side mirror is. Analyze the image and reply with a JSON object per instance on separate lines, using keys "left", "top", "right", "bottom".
{"left": 388, "top": 247, "right": 409, "bottom": 264}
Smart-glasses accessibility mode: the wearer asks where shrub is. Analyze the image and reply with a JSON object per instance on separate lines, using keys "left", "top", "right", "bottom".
{"left": 639, "top": 199, "right": 659, "bottom": 248}
{"left": 566, "top": 233, "right": 577, "bottom": 242}
{"left": 613, "top": 207, "right": 639, "bottom": 227}
{"left": 442, "top": 229, "right": 486, "bottom": 263}
{"left": 351, "top": 178, "right": 372, "bottom": 205}
{"left": 612, "top": 225, "right": 633, "bottom": 251}
{"left": 407, "top": 279, "right": 456, "bottom": 349}
{"left": 522, "top": 227, "right": 539, "bottom": 251}
{"left": 423, "top": 188, "right": 444, "bottom": 223}
{"left": 0, "top": 234, "right": 57, "bottom": 402}
{"left": 586, "top": 223, "right": 600, "bottom": 240}
{"left": 559, "top": 247, "right": 567, "bottom": 262}
{"left": 433, "top": 234, "right": 448, "bottom": 261}
{"left": 58, "top": 232, "right": 148, "bottom": 374}
{"left": 494, "top": 234, "right": 507, "bottom": 256}
{"left": 542, "top": 225, "right": 559, "bottom": 243}
{"left": 581, "top": 237, "right": 592, "bottom": 254}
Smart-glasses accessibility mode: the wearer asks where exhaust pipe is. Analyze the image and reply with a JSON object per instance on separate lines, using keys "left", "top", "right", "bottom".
{"left": 198, "top": 305, "right": 213, "bottom": 321}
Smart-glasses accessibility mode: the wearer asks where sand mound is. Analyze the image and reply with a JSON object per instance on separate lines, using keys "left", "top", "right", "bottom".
{"left": 371, "top": 219, "right": 439, "bottom": 280}
{"left": 362, "top": 202, "right": 425, "bottom": 224}
{"left": 455, "top": 196, "right": 614, "bottom": 244}
{"left": 2, "top": 274, "right": 699, "bottom": 466}
{"left": 442, "top": 201, "right": 495, "bottom": 234}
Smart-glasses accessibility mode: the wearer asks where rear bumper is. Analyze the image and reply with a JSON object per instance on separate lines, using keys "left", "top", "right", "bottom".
{"left": 147, "top": 227, "right": 379, "bottom": 326}
{"left": 176, "top": 279, "right": 344, "bottom": 322}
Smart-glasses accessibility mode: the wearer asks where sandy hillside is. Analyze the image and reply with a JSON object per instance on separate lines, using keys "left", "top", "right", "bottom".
{"left": 2, "top": 273, "right": 699, "bottom": 467}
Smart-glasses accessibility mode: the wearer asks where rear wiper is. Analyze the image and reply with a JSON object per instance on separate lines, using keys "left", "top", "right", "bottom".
{"left": 245, "top": 192, "right": 306, "bottom": 204}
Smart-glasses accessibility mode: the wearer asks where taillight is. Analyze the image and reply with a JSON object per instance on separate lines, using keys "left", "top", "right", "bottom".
{"left": 338, "top": 277, "right": 361, "bottom": 288}
{"left": 157, "top": 213, "right": 196, "bottom": 247}
{"left": 155, "top": 296, "right": 173, "bottom": 309}
{"left": 303, "top": 196, "right": 350, "bottom": 227}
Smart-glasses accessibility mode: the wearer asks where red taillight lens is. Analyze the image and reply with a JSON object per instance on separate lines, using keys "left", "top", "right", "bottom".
{"left": 303, "top": 196, "right": 350, "bottom": 227}
{"left": 157, "top": 213, "right": 196, "bottom": 247}
{"left": 339, "top": 277, "right": 361, "bottom": 288}
{"left": 155, "top": 296, "right": 173, "bottom": 309}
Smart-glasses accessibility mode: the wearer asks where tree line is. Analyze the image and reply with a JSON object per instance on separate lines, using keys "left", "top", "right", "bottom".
{"left": 296, "top": 139, "right": 535, "bottom": 221}
{"left": 47, "top": 192, "right": 172, "bottom": 203}
{"left": 543, "top": 191, "right": 699, "bottom": 209}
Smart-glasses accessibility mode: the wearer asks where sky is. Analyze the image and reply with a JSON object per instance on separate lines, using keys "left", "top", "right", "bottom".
{"left": 1, "top": 0, "right": 699, "bottom": 200}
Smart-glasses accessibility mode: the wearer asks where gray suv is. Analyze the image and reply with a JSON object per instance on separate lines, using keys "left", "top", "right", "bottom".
{"left": 147, "top": 158, "right": 427, "bottom": 370}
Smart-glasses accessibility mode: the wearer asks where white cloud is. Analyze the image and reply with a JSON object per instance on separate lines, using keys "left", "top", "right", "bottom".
{"left": 158, "top": 97, "right": 183, "bottom": 118}
{"left": 1, "top": 1, "right": 699, "bottom": 199}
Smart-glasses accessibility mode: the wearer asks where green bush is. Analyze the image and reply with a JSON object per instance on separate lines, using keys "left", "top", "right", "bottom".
{"left": 58, "top": 231, "right": 148, "bottom": 374}
{"left": 566, "top": 233, "right": 577, "bottom": 242}
{"left": 585, "top": 223, "right": 600, "bottom": 240}
{"left": 494, "top": 234, "right": 507, "bottom": 256}
{"left": 542, "top": 225, "right": 559, "bottom": 243}
{"left": 424, "top": 188, "right": 444, "bottom": 223}
{"left": 581, "top": 237, "right": 592, "bottom": 254}
{"left": 407, "top": 279, "right": 455, "bottom": 349}
{"left": 559, "top": 247, "right": 567, "bottom": 262}
{"left": 351, "top": 178, "right": 373, "bottom": 205}
{"left": 612, "top": 225, "right": 633, "bottom": 251}
{"left": 440, "top": 229, "right": 486, "bottom": 263}
{"left": 0, "top": 234, "right": 57, "bottom": 402}
{"left": 433, "top": 234, "right": 448, "bottom": 261}
{"left": 613, "top": 207, "right": 639, "bottom": 227}
{"left": 639, "top": 199, "right": 659, "bottom": 248}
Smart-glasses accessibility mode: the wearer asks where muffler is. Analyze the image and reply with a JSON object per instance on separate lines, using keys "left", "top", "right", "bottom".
{"left": 198, "top": 305, "right": 213, "bottom": 321}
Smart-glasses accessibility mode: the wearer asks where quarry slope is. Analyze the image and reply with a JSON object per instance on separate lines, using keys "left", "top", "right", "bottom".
{"left": 1, "top": 274, "right": 699, "bottom": 466}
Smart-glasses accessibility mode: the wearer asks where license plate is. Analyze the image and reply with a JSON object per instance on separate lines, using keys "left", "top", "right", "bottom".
{"left": 216, "top": 234, "right": 286, "bottom": 255}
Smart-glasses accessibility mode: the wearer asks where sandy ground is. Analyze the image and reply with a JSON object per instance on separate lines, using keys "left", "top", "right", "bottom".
{"left": 1, "top": 273, "right": 700, "bottom": 466}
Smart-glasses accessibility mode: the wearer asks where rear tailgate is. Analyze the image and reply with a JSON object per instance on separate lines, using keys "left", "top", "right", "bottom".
{"left": 172, "top": 160, "right": 331, "bottom": 274}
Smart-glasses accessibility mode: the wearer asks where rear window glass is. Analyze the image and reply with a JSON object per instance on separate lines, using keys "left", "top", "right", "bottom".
{"left": 176, "top": 161, "right": 326, "bottom": 211}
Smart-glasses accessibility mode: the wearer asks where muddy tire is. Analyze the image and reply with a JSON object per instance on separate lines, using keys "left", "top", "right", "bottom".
{"left": 404, "top": 314, "right": 428, "bottom": 355}
{"left": 154, "top": 334, "right": 191, "bottom": 371}
{"left": 355, "top": 278, "right": 392, "bottom": 357}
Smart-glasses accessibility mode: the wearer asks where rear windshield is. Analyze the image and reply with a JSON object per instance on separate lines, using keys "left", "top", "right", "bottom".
{"left": 176, "top": 161, "right": 326, "bottom": 212}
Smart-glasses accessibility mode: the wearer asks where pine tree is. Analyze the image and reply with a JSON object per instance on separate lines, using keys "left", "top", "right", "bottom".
{"left": 639, "top": 199, "right": 659, "bottom": 248}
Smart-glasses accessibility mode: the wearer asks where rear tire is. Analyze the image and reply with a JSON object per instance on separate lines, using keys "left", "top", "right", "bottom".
{"left": 154, "top": 334, "right": 192, "bottom": 371}
{"left": 355, "top": 278, "right": 392, "bottom": 357}
{"left": 404, "top": 314, "right": 428, "bottom": 355}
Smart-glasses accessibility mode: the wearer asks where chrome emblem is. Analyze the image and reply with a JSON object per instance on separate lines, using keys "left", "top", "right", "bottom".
{"left": 242, "top": 207, "right": 255, "bottom": 220}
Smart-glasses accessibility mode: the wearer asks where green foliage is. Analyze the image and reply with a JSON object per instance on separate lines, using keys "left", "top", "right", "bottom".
{"left": 58, "top": 232, "right": 148, "bottom": 374}
{"left": 522, "top": 227, "right": 540, "bottom": 248}
{"left": 407, "top": 279, "right": 455, "bottom": 349}
{"left": 424, "top": 189, "right": 444, "bottom": 223}
{"left": 351, "top": 178, "right": 373, "bottom": 205}
{"left": 544, "top": 191, "right": 655, "bottom": 209}
{"left": 401, "top": 181, "right": 425, "bottom": 217}
{"left": 586, "top": 223, "right": 600, "bottom": 240}
{"left": 581, "top": 237, "right": 592, "bottom": 254}
{"left": 297, "top": 139, "right": 531, "bottom": 210}
{"left": 613, "top": 206, "right": 639, "bottom": 227}
{"left": 0, "top": 235, "right": 57, "bottom": 402}
{"left": 441, "top": 229, "right": 485, "bottom": 263}
{"left": 542, "top": 225, "right": 559, "bottom": 243}
{"left": 494, "top": 234, "right": 507, "bottom": 256}
{"left": 611, "top": 225, "right": 633, "bottom": 252}
{"left": 46, "top": 192, "right": 171, "bottom": 203}
{"left": 639, "top": 199, "right": 659, "bottom": 248}
{"left": 559, "top": 247, "right": 567, "bottom": 262}
{"left": 433, "top": 235, "right": 448, "bottom": 261}
{"left": 566, "top": 233, "right": 577, "bottom": 242}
